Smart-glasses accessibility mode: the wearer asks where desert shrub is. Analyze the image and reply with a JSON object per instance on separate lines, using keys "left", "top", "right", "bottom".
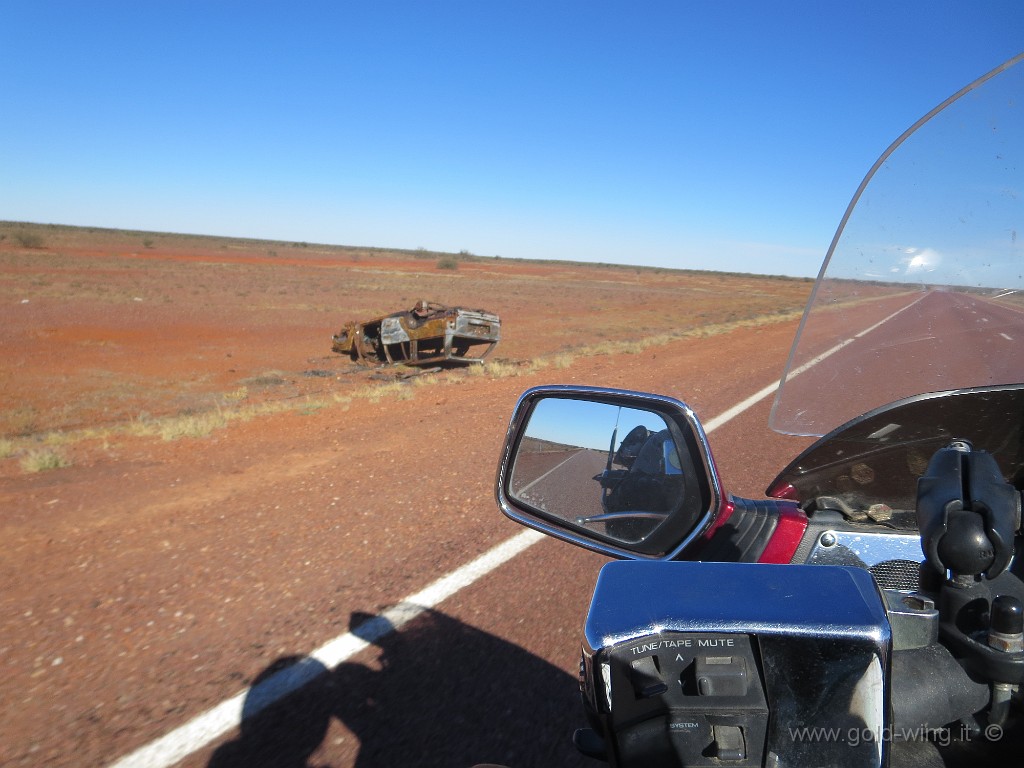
{"left": 14, "top": 230, "right": 44, "bottom": 248}
{"left": 0, "top": 438, "right": 15, "bottom": 459}
{"left": 159, "top": 411, "right": 228, "bottom": 440}
{"left": 241, "top": 371, "right": 287, "bottom": 387}
{"left": 20, "top": 448, "right": 70, "bottom": 472}
{"left": 551, "top": 353, "right": 575, "bottom": 369}
{"left": 481, "top": 360, "right": 523, "bottom": 378}
{"left": 43, "top": 430, "right": 74, "bottom": 446}
{"left": 355, "top": 381, "right": 406, "bottom": 403}
{"left": 436, "top": 256, "right": 459, "bottom": 270}
{"left": 5, "top": 406, "right": 38, "bottom": 437}
{"left": 224, "top": 386, "right": 249, "bottom": 402}
{"left": 409, "top": 372, "right": 439, "bottom": 387}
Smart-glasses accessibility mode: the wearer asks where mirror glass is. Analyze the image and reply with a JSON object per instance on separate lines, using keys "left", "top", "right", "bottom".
{"left": 509, "top": 398, "right": 687, "bottom": 545}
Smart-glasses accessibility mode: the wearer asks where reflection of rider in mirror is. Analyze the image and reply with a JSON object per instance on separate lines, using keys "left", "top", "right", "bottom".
{"left": 603, "top": 428, "right": 684, "bottom": 541}
{"left": 607, "top": 429, "right": 683, "bottom": 513}
{"left": 613, "top": 425, "right": 650, "bottom": 468}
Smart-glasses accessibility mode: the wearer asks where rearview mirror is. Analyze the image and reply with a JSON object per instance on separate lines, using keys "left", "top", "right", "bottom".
{"left": 496, "top": 386, "right": 722, "bottom": 559}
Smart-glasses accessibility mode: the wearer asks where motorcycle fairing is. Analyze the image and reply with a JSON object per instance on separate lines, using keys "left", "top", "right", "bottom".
{"left": 766, "top": 384, "right": 1024, "bottom": 512}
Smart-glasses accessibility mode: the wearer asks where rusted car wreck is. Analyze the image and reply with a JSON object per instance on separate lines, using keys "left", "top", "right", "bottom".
{"left": 331, "top": 301, "right": 501, "bottom": 366}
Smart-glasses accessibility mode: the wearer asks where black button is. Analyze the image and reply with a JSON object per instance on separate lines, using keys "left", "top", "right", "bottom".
{"left": 628, "top": 655, "right": 668, "bottom": 698}
{"left": 696, "top": 655, "right": 748, "bottom": 696}
{"left": 711, "top": 724, "right": 746, "bottom": 761}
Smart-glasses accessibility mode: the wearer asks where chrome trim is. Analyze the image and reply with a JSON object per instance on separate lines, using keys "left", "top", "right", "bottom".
{"left": 582, "top": 560, "right": 890, "bottom": 655}
{"left": 580, "top": 561, "right": 891, "bottom": 768}
{"left": 807, "top": 530, "right": 924, "bottom": 570}
{"left": 494, "top": 384, "right": 723, "bottom": 561}
{"left": 576, "top": 511, "right": 669, "bottom": 524}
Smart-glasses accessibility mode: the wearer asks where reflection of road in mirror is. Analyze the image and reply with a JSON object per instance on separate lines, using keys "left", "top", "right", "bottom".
{"left": 208, "top": 610, "right": 588, "bottom": 767}
{"left": 512, "top": 430, "right": 685, "bottom": 545}
{"left": 511, "top": 439, "right": 606, "bottom": 521}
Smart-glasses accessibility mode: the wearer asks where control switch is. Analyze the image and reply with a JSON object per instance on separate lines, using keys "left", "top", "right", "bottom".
{"left": 628, "top": 655, "right": 667, "bottom": 698}
{"left": 696, "top": 655, "right": 748, "bottom": 696}
{"left": 711, "top": 724, "right": 746, "bottom": 761}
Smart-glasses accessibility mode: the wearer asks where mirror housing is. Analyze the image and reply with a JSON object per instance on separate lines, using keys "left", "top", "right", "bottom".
{"left": 496, "top": 385, "right": 724, "bottom": 560}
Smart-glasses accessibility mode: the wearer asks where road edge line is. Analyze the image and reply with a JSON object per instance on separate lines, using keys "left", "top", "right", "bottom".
{"left": 107, "top": 529, "right": 544, "bottom": 768}
{"left": 109, "top": 365, "right": 805, "bottom": 768}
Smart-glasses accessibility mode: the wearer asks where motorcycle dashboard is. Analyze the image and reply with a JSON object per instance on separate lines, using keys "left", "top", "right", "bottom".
{"left": 766, "top": 384, "right": 1024, "bottom": 512}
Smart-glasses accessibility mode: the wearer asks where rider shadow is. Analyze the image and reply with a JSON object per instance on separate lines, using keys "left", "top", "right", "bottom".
{"left": 208, "top": 609, "right": 589, "bottom": 768}
{"left": 207, "top": 654, "right": 335, "bottom": 768}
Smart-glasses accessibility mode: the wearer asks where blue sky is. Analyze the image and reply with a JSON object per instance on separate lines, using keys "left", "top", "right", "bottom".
{"left": 2, "top": 2, "right": 1022, "bottom": 276}
{"left": 525, "top": 398, "right": 667, "bottom": 452}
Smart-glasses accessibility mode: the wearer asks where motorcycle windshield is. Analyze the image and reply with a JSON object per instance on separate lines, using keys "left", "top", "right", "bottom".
{"left": 770, "top": 54, "right": 1024, "bottom": 438}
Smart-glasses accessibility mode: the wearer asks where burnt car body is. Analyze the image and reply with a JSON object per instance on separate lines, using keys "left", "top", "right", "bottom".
{"left": 331, "top": 301, "right": 501, "bottom": 366}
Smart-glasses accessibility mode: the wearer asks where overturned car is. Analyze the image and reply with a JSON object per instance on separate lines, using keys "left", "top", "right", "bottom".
{"left": 331, "top": 301, "right": 501, "bottom": 366}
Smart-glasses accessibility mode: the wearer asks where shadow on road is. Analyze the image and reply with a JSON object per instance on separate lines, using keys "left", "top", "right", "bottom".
{"left": 208, "top": 609, "right": 589, "bottom": 768}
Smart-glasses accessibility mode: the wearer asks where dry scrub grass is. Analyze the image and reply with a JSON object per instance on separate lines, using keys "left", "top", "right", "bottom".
{"left": 155, "top": 411, "right": 230, "bottom": 441}
{"left": 0, "top": 305, "right": 804, "bottom": 473}
{"left": 472, "top": 360, "right": 527, "bottom": 378}
{"left": 20, "top": 447, "right": 70, "bottom": 473}
{"left": 2, "top": 374, "right": 428, "bottom": 470}
{"left": 357, "top": 381, "right": 414, "bottom": 403}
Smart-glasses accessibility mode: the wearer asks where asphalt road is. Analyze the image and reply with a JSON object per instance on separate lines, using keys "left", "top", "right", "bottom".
{"left": 511, "top": 447, "right": 608, "bottom": 525}
{"left": 774, "top": 290, "right": 1024, "bottom": 435}
{"left": 4, "top": 319, "right": 815, "bottom": 768}
{"left": 65, "top": 289, "right": 1019, "bottom": 768}
{"left": 175, "top": 324, "right": 807, "bottom": 768}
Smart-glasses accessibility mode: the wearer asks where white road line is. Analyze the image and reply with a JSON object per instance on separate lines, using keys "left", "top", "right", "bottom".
{"left": 853, "top": 296, "right": 925, "bottom": 339}
{"left": 1001, "top": 333, "right": 1014, "bottom": 341}
{"left": 109, "top": 298, "right": 918, "bottom": 768}
{"left": 701, "top": 381, "right": 781, "bottom": 434}
{"left": 514, "top": 449, "right": 587, "bottom": 494}
{"left": 703, "top": 296, "right": 923, "bottom": 434}
{"left": 110, "top": 412, "right": 753, "bottom": 768}
{"left": 108, "top": 529, "right": 544, "bottom": 768}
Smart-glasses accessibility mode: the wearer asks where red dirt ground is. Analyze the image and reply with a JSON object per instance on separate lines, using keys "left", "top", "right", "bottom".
{"left": 0, "top": 224, "right": 814, "bottom": 767}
